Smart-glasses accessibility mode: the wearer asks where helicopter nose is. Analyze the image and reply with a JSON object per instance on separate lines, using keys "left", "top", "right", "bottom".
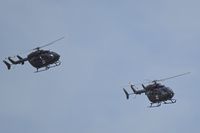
{"left": 169, "top": 89, "right": 174, "bottom": 98}
{"left": 52, "top": 52, "right": 60, "bottom": 61}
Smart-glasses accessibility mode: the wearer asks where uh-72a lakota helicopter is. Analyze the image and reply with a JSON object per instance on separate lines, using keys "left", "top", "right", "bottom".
{"left": 123, "top": 72, "right": 190, "bottom": 107}
{"left": 3, "top": 37, "right": 64, "bottom": 73}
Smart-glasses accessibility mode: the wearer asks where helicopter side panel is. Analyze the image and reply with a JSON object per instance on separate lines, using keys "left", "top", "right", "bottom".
{"left": 145, "top": 89, "right": 161, "bottom": 103}
{"left": 28, "top": 56, "right": 44, "bottom": 68}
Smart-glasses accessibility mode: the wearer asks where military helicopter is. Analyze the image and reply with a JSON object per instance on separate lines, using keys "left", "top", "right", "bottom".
{"left": 3, "top": 37, "right": 64, "bottom": 72}
{"left": 123, "top": 72, "right": 190, "bottom": 107}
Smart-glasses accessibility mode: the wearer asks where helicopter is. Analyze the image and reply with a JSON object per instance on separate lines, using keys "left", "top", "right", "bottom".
{"left": 123, "top": 72, "right": 190, "bottom": 107}
{"left": 3, "top": 37, "right": 64, "bottom": 72}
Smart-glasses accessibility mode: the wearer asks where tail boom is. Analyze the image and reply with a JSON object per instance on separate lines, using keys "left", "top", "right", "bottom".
{"left": 3, "top": 56, "right": 27, "bottom": 70}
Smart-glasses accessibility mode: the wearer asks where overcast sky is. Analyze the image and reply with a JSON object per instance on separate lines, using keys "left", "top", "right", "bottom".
{"left": 0, "top": 0, "right": 199, "bottom": 133}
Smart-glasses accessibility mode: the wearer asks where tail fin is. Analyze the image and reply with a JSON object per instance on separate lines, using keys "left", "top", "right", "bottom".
{"left": 130, "top": 85, "right": 137, "bottom": 93}
{"left": 3, "top": 60, "right": 11, "bottom": 70}
{"left": 17, "top": 55, "right": 24, "bottom": 65}
{"left": 8, "top": 57, "right": 18, "bottom": 64}
{"left": 123, "top": 88, "right": 129, "bottom": 99}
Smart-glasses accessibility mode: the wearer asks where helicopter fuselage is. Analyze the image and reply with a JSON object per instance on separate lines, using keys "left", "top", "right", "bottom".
{"left": 144, "top": 84, "right": 174, "bottom": 103}
{"left": 27, "top": 50, "right": 60, "bottom": 69}
{"left": 124, "top": 83, "right": 176, "bottom": 107}
{"left": 123, "top": 73, "right": 190, "bottom": 107}
{"left": 3, "top": 37, "right": 63, "bottom": 72}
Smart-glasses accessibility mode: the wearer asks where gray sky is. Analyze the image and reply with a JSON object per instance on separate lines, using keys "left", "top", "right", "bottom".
{"left": 0, "top": 0, "right": 199, "bottom": 133}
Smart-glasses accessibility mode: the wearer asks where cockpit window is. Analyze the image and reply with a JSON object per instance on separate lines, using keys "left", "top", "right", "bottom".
{"left": 161, "top": 87, "right": 168, "bottom": 92}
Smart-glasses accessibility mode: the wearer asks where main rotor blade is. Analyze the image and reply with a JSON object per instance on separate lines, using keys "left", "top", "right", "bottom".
{"left": 155, "top": 72, "right": 191, "bottom": 82}
{"left": 33, "top": 36, "right": 65, "bottom": 50}
{"left": 126, "top": 72, "right": 191, "bottom": 86}
{"left": 4, "top": 37, "right": 65, "bottom": 59}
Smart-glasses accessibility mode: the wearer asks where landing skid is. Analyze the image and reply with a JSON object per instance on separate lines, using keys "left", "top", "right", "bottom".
{"left": 34, "top": 61, "right": 61, "bottom": 73}
{"left": 163, "top": 99, "right": 176, "bottom": 104}
{"left": 148, "top": 102, "right": 161, "bottom": 108}
{"left": 148, "top": 99, "right": 176, "bottom": 108}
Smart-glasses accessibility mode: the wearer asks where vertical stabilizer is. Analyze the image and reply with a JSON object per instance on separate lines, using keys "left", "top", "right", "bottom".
{"left": 3, "top": 60, "right": 11, "bottom": 70}
{"left": 123, "top": 88, "right": 129, "bottom": 99}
